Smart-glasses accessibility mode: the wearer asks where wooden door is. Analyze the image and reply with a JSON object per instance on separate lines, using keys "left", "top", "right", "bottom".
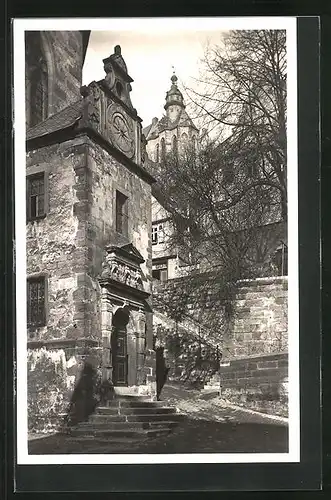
{"left": 112, "top": 327, "right": 128, "bottom": 386}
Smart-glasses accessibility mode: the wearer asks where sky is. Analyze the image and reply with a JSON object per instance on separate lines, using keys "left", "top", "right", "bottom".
{"left": 82, "top": 28, "right": 225, "bottom": 128}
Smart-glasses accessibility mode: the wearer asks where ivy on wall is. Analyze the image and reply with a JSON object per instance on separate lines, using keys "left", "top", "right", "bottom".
{"left": 154, "top": 324, "right": 221, "bottom": 388}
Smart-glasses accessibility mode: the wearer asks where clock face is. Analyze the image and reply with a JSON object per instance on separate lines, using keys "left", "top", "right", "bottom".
{"left": 109, "top": 111, "right": 134, "bottom": 157}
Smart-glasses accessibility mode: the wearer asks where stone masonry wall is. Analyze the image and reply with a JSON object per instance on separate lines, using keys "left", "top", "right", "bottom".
{"left": 42, "top": 31, "right": 85, "bottom": 117}
{"left": 26, "top": 138, "right": 90, "bottom": 344}
{"left": 26, "top": 137, "right": 102, "bottom": 431}
{"left": 27, "top": 348, "right": 68, "bottom": 433}
{"left": 26, "top": 134, "right": 155, "bottom": 430}
{"left": 26, "top": 134, "right": 155, "bottom": 346}
{"left": 153, "top": 276, "right": 288, "bottom": 359}
{"left": 225, "top": 277, "right": 288, "bottom": 359}
{"left": 219, "top": 352, "right": 288, "bottom": 417}
{"left": 85, "top": 139, "right": 154, "bottom": 347}
{"left": 153, "top": 276, "right": 288, "bottom": 414}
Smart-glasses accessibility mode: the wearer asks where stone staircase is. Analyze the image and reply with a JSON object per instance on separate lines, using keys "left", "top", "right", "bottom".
{"left": 68, "top": 396, "right": 185, "bottom": 443}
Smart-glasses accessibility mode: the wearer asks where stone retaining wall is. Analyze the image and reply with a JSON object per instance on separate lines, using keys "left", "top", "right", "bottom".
{"left": 226, "top": 277, "right": 288, "bottom": 358}
{"left": 219, "top": 352, "right": 288, "bottom": 416}
{"left": 153, "top": 276, "right": 288, "bottom": 359}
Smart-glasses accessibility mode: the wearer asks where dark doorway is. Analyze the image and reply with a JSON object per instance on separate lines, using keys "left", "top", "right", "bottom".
{"left": 111, "top": 308, "right": 129, "bottom": 386}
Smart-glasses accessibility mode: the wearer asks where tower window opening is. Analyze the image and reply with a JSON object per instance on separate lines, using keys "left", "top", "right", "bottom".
{"left": 115, "top": 190, "right": 129, "bottom": 236}
{"left": 172, "top": 135, "right": 178, "bottom": 157}
{"left": 160, "top": 138, "right": 166, "bottom": 161}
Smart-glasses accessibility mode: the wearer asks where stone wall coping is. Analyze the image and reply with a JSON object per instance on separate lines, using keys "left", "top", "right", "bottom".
{"left": 153, "top": 275, "right": 288, "bottom": 290}
{"left": 224, "top": 351, "right": 288, "bottom": 363}
{"left": 237, "top": 276, "right": 288, "bottom": 286}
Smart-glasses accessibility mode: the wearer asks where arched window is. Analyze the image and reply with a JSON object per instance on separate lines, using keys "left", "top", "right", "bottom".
{"left": 25, "top": 32, "right": 49, "bottom": 128}
{"left": 172, "top": 135, "right": 178, "bottom": 157}
{"left": 160, "top": 138, "right": 166, "bottom": 161}
{"left": 155, "top": 143, "right": 159, "bottom": 163}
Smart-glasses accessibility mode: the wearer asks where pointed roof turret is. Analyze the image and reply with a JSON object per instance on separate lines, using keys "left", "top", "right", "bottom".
{"left": 164, "top": 71, "right": 185, "bottom": 111}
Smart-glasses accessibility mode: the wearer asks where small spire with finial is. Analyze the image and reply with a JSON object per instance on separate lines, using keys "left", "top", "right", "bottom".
{"left": 164, "top": 65, "right": 184, "bottom": 113}
{"left": 171, "top": 65, "right": 178, "bottom": 85}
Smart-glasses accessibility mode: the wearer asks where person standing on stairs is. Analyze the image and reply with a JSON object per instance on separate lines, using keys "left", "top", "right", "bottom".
{"left": 156, "top": 346, "right": 170, "bottom": 401}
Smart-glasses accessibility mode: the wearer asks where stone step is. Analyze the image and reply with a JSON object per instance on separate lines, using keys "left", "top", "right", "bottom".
{"left": 114, "top": 395, "right": 153, "bottom": 401}
{"left": 89, "top": 414, "right": 126, "bottom": 423}
{"left": 106, "top": 400, "right": 164, "bottom": 408}
{"left": 126, "top": 413, "right": 186, "bottom": 423}
{"left": 96, "top": 406, "right": 177, "bottom": 416}
{"left": 70, "top": 427, "right": 171, "bottom": 438}
{"left": 90, "top": 412, "right": 185, "bottom": 423}
{"left": 76, "top": 420, "right": 180, "bottom": 431}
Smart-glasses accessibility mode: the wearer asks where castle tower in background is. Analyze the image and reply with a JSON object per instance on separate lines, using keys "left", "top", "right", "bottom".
{"left": 143, "top": 73, "right": 200, "bottom": 281}
{"left": 144, "top": 72, "right": 199, "bottom": 163}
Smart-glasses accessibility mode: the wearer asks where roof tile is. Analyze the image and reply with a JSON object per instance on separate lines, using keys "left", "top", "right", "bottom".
{"left": 26, "top": 100, "right": 83, "bottom": 141}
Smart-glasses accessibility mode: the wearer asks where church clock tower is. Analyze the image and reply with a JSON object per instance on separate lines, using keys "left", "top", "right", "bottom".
{"left": 26, "top": 43, "right": 157, "bottom": 413}
{"left": 80, "top": 45, "right": 145, "bottom": 167}
{"left": 77, "top": 46, "right": 155, "bottom": 396}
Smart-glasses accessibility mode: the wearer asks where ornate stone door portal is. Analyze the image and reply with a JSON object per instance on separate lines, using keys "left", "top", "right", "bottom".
{"left": 99, "top": 243, "right": 153, "bottom": 396}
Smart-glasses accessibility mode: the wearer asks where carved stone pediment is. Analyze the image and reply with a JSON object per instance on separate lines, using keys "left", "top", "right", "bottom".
{"left": 80, "top": 81, "right": 101, "bottom": 133}
{"left": 99, "top": 243, "right": 146, "bottom": 292}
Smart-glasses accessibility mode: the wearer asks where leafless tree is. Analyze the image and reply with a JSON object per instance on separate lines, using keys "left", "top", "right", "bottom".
{"left": 152, "top": 138, "right": 285, "bottom": 278}
{"left": 148, "top": 29, "right": 287, "bottom": 347}
{"left": 186, "top": 29, "right": 287, "bottom": 220}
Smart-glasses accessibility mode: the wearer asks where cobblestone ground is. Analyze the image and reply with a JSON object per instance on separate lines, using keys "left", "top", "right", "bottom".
{"left": 28, "top": 384, "right": 288, "bottom": 455}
